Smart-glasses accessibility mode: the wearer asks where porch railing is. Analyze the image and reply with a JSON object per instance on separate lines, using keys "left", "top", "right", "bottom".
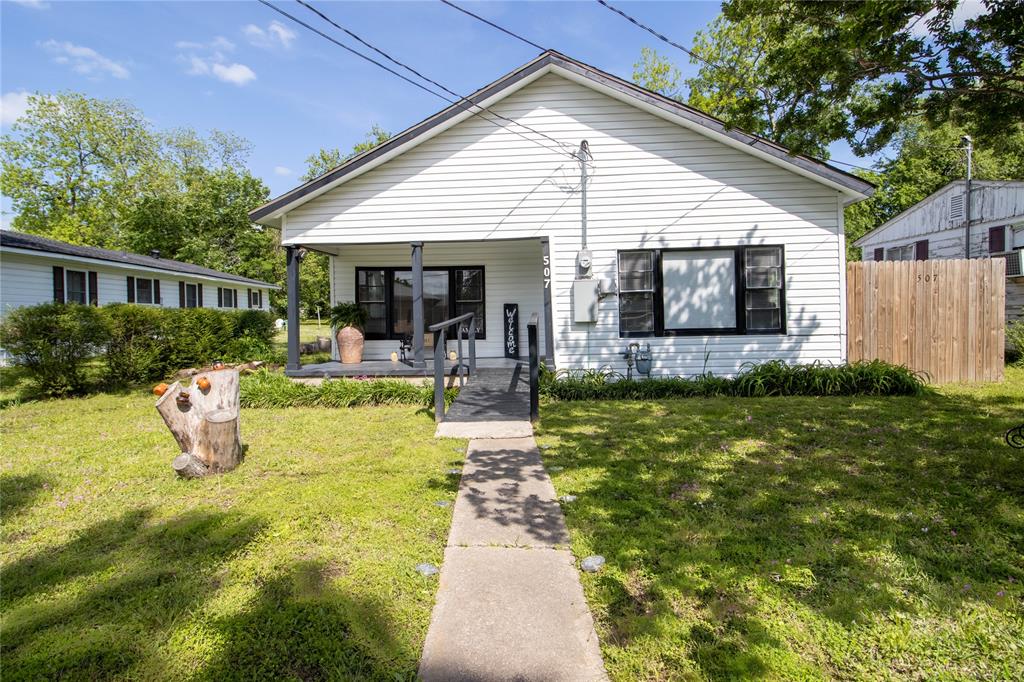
{"left": 430, "top": 312, "right": 476, "bottom": 423}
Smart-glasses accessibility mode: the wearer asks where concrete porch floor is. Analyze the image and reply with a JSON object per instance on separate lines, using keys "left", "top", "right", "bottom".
{"left": 284, "top": 356, "right": 522, "bottom": 378}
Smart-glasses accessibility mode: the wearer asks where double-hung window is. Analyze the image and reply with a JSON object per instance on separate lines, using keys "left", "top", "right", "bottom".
{"left": 885, "top": 244, "right": 915, "bottom": 261}
{"left": 66, "top": 270, "right": 88, "bottom": 304}
{"left": 136, "top": 278, "right": 155, "bottom": 304}
{"left": 617, "top": 246, "right": 786, "bottom": 336}
{"left": 355, "top": 266, "right": 486, "bottom": 340}
{"left": 218, "top": 287, "right": 237, "bottom": 308}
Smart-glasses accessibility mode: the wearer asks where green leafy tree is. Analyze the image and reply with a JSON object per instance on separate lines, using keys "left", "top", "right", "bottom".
{"left": 298, "top": 125, "right": 392, "bottom": 317}
{"left": 721, "top": 0, "right": 1024, "bottom": 155}
{"left": 844, "top": 121, "right": 1024, "bottom": 259}
{"left": 0, "top": 92, "right": 159, "bottom": 247}
{"left": 632, "top": 47, "right": 682, "bottom": 99}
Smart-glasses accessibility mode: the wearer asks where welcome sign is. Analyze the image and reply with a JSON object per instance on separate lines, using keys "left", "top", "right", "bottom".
{"left": 503, "top": 303, "right": 519, "bottom": 359}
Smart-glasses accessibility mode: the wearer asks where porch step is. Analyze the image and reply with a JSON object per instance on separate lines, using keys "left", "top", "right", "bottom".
{"left": 435, "top": 366, "right": 532, "bottom": 439}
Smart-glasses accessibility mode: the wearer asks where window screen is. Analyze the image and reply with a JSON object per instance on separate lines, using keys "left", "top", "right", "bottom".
{"left": 744, "top": 247, "right": 783, "bottom": 332}
{"left": 66, "top": 270, "right": 87, "bottom": 304}
{"left": 617, "top": 250, "right": 656, "bottom": 333}
{"left": 136, "top": 278, "right": 154, "bottom": 305}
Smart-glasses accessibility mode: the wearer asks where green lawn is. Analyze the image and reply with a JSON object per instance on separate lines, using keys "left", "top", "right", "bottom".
{"left": 272, "top": 319, "right": 333, "bottom": 365}
{"left": 1, "top": 394, "right": 463, "bottom": 680}
{"left": 537, "top": 368, "right": 1024, "bottom": 681}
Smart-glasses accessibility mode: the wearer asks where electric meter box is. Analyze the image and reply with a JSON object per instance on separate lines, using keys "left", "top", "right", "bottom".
{"left": 573, "top": 279, "right": 599, "bottom": 323}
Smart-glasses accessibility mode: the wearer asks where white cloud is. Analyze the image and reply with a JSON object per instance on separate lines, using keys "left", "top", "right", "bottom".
{"left": 243, "top": 20, "right": 296, "bottom": 49}
{"left": 177, "top": 36, "right": 254, "bottom": 86}
{"left": 9, "top": 0, "right": 50, "bottom": 9}
{"left": 211, "top": 62, "right": 256, "bottom": 86}
{"left": 41, "top": 40, "right": 130, "bottom": 80}
{"left": 273, "top": 166, "right": 293, "bottom": 176}
{"left": 907, "top": 0, "right": 987, "bottom": 38}
{"left": 0, "top": 91, "right": 32, "bottom": 126}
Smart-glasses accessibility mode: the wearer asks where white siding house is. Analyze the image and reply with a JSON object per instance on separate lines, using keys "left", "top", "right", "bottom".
{"left": 854, "top": 180, "right": 1024, "bottom": 321}
{"left": 251, "top": 51, "right": 873, "bottom": 377}
{"left": 0, "top": 231, "right": 277, "bottom": 316}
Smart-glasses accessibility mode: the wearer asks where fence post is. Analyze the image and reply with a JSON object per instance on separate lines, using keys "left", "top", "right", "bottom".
{"left": 528, "top": 314, "right": 539, "bottom": 423}
{"left": 433, "top": 329, "right": 446, "bottom": 423}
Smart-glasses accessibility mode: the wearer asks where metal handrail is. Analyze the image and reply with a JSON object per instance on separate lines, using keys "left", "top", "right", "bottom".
{"left": 527, "top": 312, "right": 539, "bottom": 422}
{"left": 430, "top": 312, "right": 476, "bottom": 422}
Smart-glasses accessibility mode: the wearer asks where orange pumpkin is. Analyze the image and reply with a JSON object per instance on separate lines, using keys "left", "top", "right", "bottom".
{"left": 153, "top": 383, "right": 169, "bottom": 396}
{"left": 196, "top": 376, "right": 211, "bottom": 392}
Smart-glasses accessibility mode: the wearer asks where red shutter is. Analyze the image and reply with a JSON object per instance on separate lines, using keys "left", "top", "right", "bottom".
{"left": 88, "top": 271, "right": 98, "bottom": 305}
{"left": 989, "top": 226, "right": 1005, "bottom": 253}
{"left": 915, "top": 240, "right": 929, "bottom": 261}
{"left": 179, "top": 281, "right": 186, "bottom": 308}
{"left": 52, "top": 266, "right": 65, "bottom": 303}
{"left": 197, "top": 283, "right": 203, "bottom": 307}
{"left": 127, "top": 276, "right": 135, "bottom": 303}
{"left": 873, "top": 247, "right": 884, "bottom": 262}
{"left": 154, "top": 279, "right": 161, "bottom": 305}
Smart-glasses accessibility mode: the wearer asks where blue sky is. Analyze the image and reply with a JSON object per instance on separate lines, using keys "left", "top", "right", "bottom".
{"left": 1, "top": 0, "right": 879, "bottom": 224}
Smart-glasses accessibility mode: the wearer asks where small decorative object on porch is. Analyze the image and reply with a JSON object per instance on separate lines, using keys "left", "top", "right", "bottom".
{"left": 329, "top": 302, "right": 369, "bottom": 364}
{"left": 155, "top": 368, "right": 243, "bottom": 479}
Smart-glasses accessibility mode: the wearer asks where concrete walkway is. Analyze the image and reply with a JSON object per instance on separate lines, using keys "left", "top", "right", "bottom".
{"left": 419, "top": 437, "right": 607, "bottom": 681}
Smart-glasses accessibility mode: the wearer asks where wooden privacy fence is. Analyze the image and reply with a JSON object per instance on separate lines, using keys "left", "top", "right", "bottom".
{"left": 847, "top": 259, "right": 1005, "bottom": 383}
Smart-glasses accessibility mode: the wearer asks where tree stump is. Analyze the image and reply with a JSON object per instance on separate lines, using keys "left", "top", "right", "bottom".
{"left": 156, "top": 368, "right": 242, "bottom": 477}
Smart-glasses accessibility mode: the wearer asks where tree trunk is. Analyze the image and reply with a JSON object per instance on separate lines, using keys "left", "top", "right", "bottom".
{"left": 172, "top": 452, "right": 209, "bottom": 479}
{"left": 195, "top": 409, "right": 242, "bottom": 472}
{"left": 156, "top": 368, "right": 242, "bottom": 477}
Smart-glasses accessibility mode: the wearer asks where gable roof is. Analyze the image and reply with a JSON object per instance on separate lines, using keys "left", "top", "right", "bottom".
{"left": 852, "top": 179, "right": 1024, "bottom": 246}
{"left": 250, "top": 50, "right": 874, "bottom": 227}
{"left": 0, "top": 230, "right": 278, "bottom": 288}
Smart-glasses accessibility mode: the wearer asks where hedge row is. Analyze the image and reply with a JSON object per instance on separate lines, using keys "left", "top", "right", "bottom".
{"left": 239, "top": 369, "right": 458, "bottom": 408}
{"left": 0, "top": 302, "right": 277, "bottom": 396}
{"left": 539, "top": 360, "right": 927, "bottom": 400}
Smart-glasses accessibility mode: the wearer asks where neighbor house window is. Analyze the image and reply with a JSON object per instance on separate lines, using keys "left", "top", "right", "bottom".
{"left": 989, "top": 226, "right": 1006, "bottom": 253}
{"left": 66, "top": 270, "right": 88, "bottom": 304}
{"left": 136, "top": 278, "right": 155, "bottom": 304}
{"left": 180, "top": 282, "right": 200, "bottom": 308}
{"left": 218, "top": 287, "right": 237, "bottom": 308}
{"left": 355, "top": 266, "right": 485, "bottom": 340}
{"left": 885, "top": 244, "right": 915, "bottom": 261}
{"left": 248, "top": 289, "right": 263, "bottom": 309}
{"left": 617, "top": 246, "right": 786, "bottom": 336}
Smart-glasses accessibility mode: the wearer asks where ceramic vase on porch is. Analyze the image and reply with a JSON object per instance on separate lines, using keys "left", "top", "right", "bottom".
{"left": 329, "top": 302, "right": 370, "bottom": 364}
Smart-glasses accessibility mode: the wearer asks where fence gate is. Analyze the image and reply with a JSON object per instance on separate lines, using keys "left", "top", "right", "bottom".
{"left": 846, "top": 259, "right": 1005, "bottom": 383}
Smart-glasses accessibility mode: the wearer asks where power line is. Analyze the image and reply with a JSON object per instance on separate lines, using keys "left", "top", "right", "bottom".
{"left": 439, "top": 0, "right": 547, "bottom": 52}
{"left": 294, "top": 0, "right": 573, "bottom": 156}
{"left": 594, "top": 0, "right": 717, "bottom": 70}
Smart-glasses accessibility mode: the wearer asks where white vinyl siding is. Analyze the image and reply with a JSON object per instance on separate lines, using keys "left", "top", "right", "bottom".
{"left": 292, "top": 73, "right": 847, "bottom": 375}
{"left": 0, "top": 252, "right": 271, "bottom": 317}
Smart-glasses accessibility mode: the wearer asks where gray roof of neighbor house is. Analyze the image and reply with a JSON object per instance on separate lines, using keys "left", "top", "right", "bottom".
{"left": 250, "top": 49, "right": 874, "bottom": 225}
{"left": 0, "top": 230, "right": 278, "bottom": 288}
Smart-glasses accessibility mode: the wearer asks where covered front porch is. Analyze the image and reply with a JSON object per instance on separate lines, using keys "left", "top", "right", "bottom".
{"left": 282, "top": 237, "right": 553, "bottom": 378}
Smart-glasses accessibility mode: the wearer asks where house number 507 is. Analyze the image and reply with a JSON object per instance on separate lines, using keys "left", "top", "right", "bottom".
{"left": 543, "top": 255, "right": 551, "bottom": 289}
{"left": 916, "top": 273, "right": 939, "bottom": 283}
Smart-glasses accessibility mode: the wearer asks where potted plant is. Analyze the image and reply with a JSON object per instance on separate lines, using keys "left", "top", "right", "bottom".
{"left": 329, "top": 302, "right": 369, "bottom": 364}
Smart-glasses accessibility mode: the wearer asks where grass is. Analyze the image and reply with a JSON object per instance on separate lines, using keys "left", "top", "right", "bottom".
{"left": 1, "top": 392, "right": 464, "bottom": 680}
{"left": 536, "top": 367, "right": 1024, "bottom": 681}
{"left": 272, "top": 318, "right": 333, "bottom": 365}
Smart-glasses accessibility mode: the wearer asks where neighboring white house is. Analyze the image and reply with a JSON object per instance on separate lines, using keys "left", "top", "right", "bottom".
{"left": 251, "top": 51, "right": 874, "bottom": 377}
{"left": 853, "top": 180, "right": 1024, "bottom": 321}
{"left": 0, "top": 231, "right": 277, "bottom": 315}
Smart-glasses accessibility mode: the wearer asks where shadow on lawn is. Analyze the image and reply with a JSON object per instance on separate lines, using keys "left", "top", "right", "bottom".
{"left": 2, "top": 507, "right": 416, "bottom": 681}
{"left": 538, "top": 390, "right": 1024, "bottom": 678}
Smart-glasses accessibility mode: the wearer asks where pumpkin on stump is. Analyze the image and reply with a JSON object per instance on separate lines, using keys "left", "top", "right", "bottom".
{"left": 329, "top": 302, "right": 369, "bottom": 364}
{"left": 155, "top": 368, "right": 242, "bottom": 479}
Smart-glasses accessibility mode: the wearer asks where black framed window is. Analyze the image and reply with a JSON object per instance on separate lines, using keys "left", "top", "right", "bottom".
{"left": 617, "top": 246, "right": 786, "bottom": 337}
{"left": 66, "top": 270, "right": 88, "bottom": 304}
{"left": 184, "top": 283, "right": 198, "bottom": 308}
{"left": 618, "top": 250, "right": 656, "bottom": 334}
{"left": 136, "top": 278, "right": 155, "bottom": 305}
{"left": 218, "top": 287, "right": 237, "bottom": 308}
{"left": 356, "top": 266, "right": 485, "bottom": 340}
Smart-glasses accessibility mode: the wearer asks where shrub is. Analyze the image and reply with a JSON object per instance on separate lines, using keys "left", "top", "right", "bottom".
{"left": 0, "top": 303, "right": 110, "bottom": 396}
{"left": 104, "top": 304, "right": 167, "bottom": 384}
{"left": 539, "top": 360, "right": 926, "bottom": 401}
{"left": 1007, "top": 319, "right": 1024, "bottom": 365}
{"left": 239, "top": 369, "right": 458, "bottom": 409}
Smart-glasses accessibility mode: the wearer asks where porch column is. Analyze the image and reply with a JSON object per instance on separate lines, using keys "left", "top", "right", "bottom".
{"left": 286, "top": 246, "right": 302, "bottom": 371}
{"left": 411, "top": 241, "right": 426, "bottom": 368}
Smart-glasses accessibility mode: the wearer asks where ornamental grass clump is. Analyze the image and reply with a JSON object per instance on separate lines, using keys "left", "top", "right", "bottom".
{"left": 539, "top": 360, "right": 925, "bottom": 401}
